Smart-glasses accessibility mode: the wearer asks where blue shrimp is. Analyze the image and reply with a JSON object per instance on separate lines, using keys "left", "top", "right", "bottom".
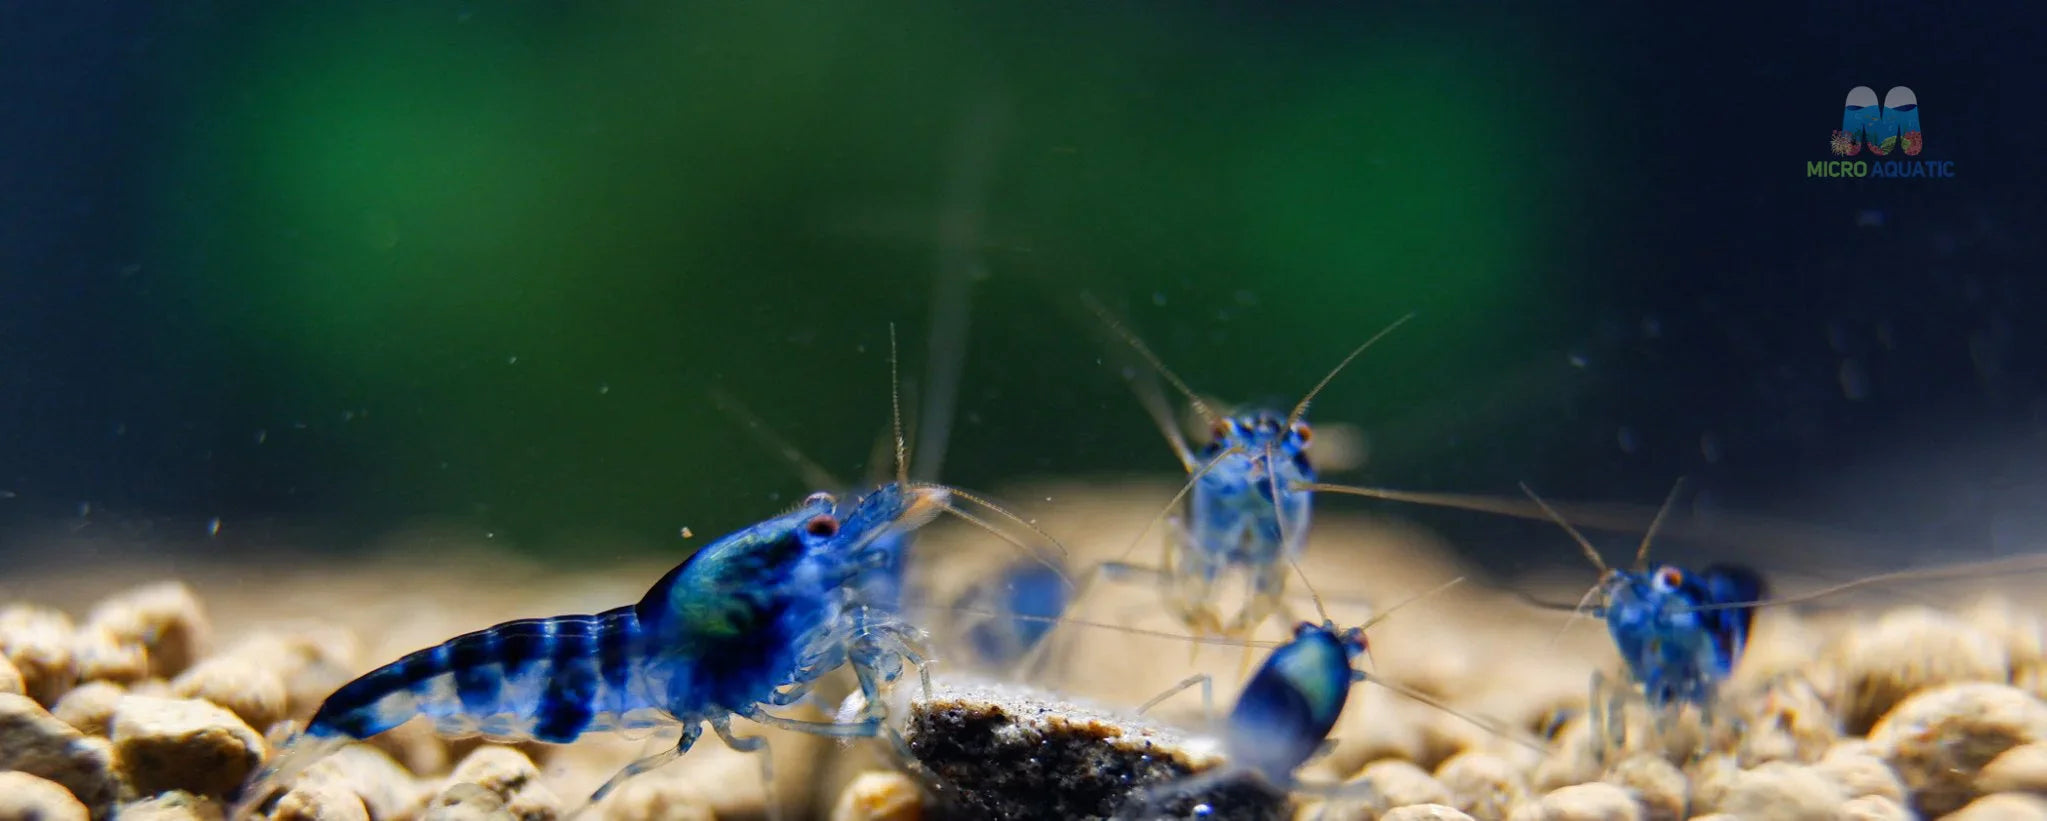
{"left": 1310, "top": 479, "right": 2047, "bottom": 760}
{"left": 1113, "top": 575, "right": 1535, "bottom": 820}
{"left": 1075, "top": 294, "right": 1413, "bottom": 642}
{"left": 237, "top": 328, "right": 1056, "bottom": 817}
{"left": 950, "top": 556, "right": 1074, "bottom": 671}
{"left": 1508, "top": 479, "right": 1766, "bottom": 760}
{"left": 235, "top": 482, "right": 948, "bottom": 817}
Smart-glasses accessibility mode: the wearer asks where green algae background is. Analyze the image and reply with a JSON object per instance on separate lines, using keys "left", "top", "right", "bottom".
{"left": 134, "top": 4, "right": 1600, "bottom": 553}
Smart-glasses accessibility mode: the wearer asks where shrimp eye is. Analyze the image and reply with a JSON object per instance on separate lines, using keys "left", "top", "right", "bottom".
{"left": 1656, "top": 567, "right": 1684, "bottom": 589}
{"left": 1291, "top": 422, "right": 1313, "bottom": 446}
{"left": 805, "top": 515, "right": 839, "bottom": 538}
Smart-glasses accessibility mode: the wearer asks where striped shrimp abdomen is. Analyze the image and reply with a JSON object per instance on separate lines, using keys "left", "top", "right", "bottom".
{"left": 306, "top": 605, "right": 669, "bottom": 744}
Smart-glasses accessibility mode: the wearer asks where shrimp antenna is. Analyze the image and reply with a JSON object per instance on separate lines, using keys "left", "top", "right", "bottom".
{"left": 890, "top": 324, "right": 910, "bottom": 488}
{"left": 1082, "top": 292, "right": 1223, "bottom": 428}
{"left": 926, "top": 604, "right": 1288, "bottom": 650}
{"left": 1299, "top": 483, "right": 1555, "bottom": 521}
{"left": 1520, "top": 482, "right": 1610, "bottom": 646}
{"left": 926, "top": 484, "right": 1072, "bottom": 582}
{"left": 1359, "top": 575, "right": 1466, "bottom": 632}
{"left": 1684, "top": 552, "right": 2047, "bottom": 613}
{"left": 1268, "top": 443, "right": 1331, "bottom": 627}
{"left": 1634, "top": 477, "right": 1687, "bottom": 571}
{"left": 1360, "top": 674, "right": 1549, "bottom": 755}
{"left": 1285, "top": 553, "right": 1329, "bottom": 627}
{"left": 1006, "top": 449, "right": 1237, "bottom": 681}
{"left": 1520, "top": 483, "right": 1610, "bottom": 575}
{"left": 1286, "top": 311, "right": 1415, "bottom": 430}
{"left": 1109, "top": 444, "right": 1240, "bottom": 571}
{"left": 708, "top": 387, "right": 848, "bottom": 492}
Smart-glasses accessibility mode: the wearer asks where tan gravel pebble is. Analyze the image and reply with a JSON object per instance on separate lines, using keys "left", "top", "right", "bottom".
{"left": 829, "top": 770, "right": 922, "bottom": 821}
{"left": 1945, "top": 792, "right": 2047, "bottom": 821}
{"left": 1353, "top": 760, "right": 1456, "bottom": 811}
{"left": 1812, "top": 741, "right": 1906, "bottom": 804}
{"left": 1867, "top": 682, "right": 2047, "bottom": 817}
{"left": 0, "top": 770, "right": 90, "bottom": 821}
{"left": 1379, "top": 805, "right": 1478, "bottom": 821}
{"left": 1968, "top": 596, "right": 2046, "bottom": 671}
{"left": 1977, "top": 740, "right": 2047, "bottom": 795}
{"left": 110, "top": 694, "right": 266, "bottom": 798}
{"left": 438, "top": 745, "right": 562, "bottom": 821}
{"left": 274, "top": 781, "right": 373, "bottom": 821}
{"left": 52, "top": 680, "right": 125, "bottom": 737}
{"left": 299, "top": 743, "right": 429, "bottom": 820}
{"left": 0, "top": 692, "right": 120, "bottom": 818}
{"left": 1528, "top": 717, "right": 1604, "bottom": 794}
{"left": 1827, "top": 607, "right": 2009, "bottom": 735}
{"left": 1435, "top": 751, "right": 1530, "bottom": 820}
{"left": 85, "top": 581, "right": 210, "bottom": 679}
{"left": 1732, "top": 675, "right": 1837, "bottom": 766}
{"left": 217, "top": 626, "right": 359, "bottom": 717}
{"left": 592, "top": 777, "right": 718, "bottom": 821}
{"left": 1505, "top": 782, "right": 1642, "bottom": 821}
{"left": 0, "top": 605, "right": 79, "bottom": 704}
{"left": 118, "top": 791, "right": 225, "bottom": 821}
{"left": 1835, "top": 795, "right": 1910, "bottom": 821}
{"left": 1711, "top": 762, "right": 1842, "bottom": 821}
{"left": 1600, "top": 754, "right": 1686, "bottom": 821}
{"left": 0, "top": 652, "right": 23, "bottom": 695}
{"left": 71, "top": 624, "right": 149, "bottom": 685}
{"left": 1681, "top": 754, "right": 1740, "bottom": 816}
{"left": 170, "top": 655, "right": 289, "bottom": 732}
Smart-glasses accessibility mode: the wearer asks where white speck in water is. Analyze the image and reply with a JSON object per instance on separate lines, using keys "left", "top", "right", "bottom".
{"left": 485, "top": 532, "right": 496, "bottom": 539}
{"left": 680, "top": 527, "right": 694, "bottom": 538}
{"left": 0, "top": 490, "right": 13, "bottom": 499}
{"left": 598, "top": 383, "right": 610, "bottom": 395}
{"left": 507, "top": 356, "right": 518, "bottom": 365}
{"left": 1700, "top": 432, "right": 1723, "bottom": 463}
{"left": 1617, "top": 426, "right": 1639, "bottom": 454}
{"left": 207, "top": 518, "right": 221, "bottom": 537}
{"left": 342, "top": 410, "right": 356, "bottom": 422}
{"left": 1839, "top": 358, "right": 1869, "bottom": 399}
{"left": 1568, "top": 352, "right": 1589, "bottom": 369}
{"left": 255, "top": 429, "right": 267, "bottom": 444}
{"left": 79, "top": 502, "right": 92, "bottom": 517}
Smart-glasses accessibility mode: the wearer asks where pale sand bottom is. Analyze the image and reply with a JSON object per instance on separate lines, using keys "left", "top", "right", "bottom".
{"left": 7, "top": 480, "right": 2047, "bottom": 819}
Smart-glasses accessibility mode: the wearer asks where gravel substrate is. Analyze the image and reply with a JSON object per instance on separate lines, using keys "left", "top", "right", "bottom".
{"left": 3, "top": 485, "right": 2044, "bottom": 820}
